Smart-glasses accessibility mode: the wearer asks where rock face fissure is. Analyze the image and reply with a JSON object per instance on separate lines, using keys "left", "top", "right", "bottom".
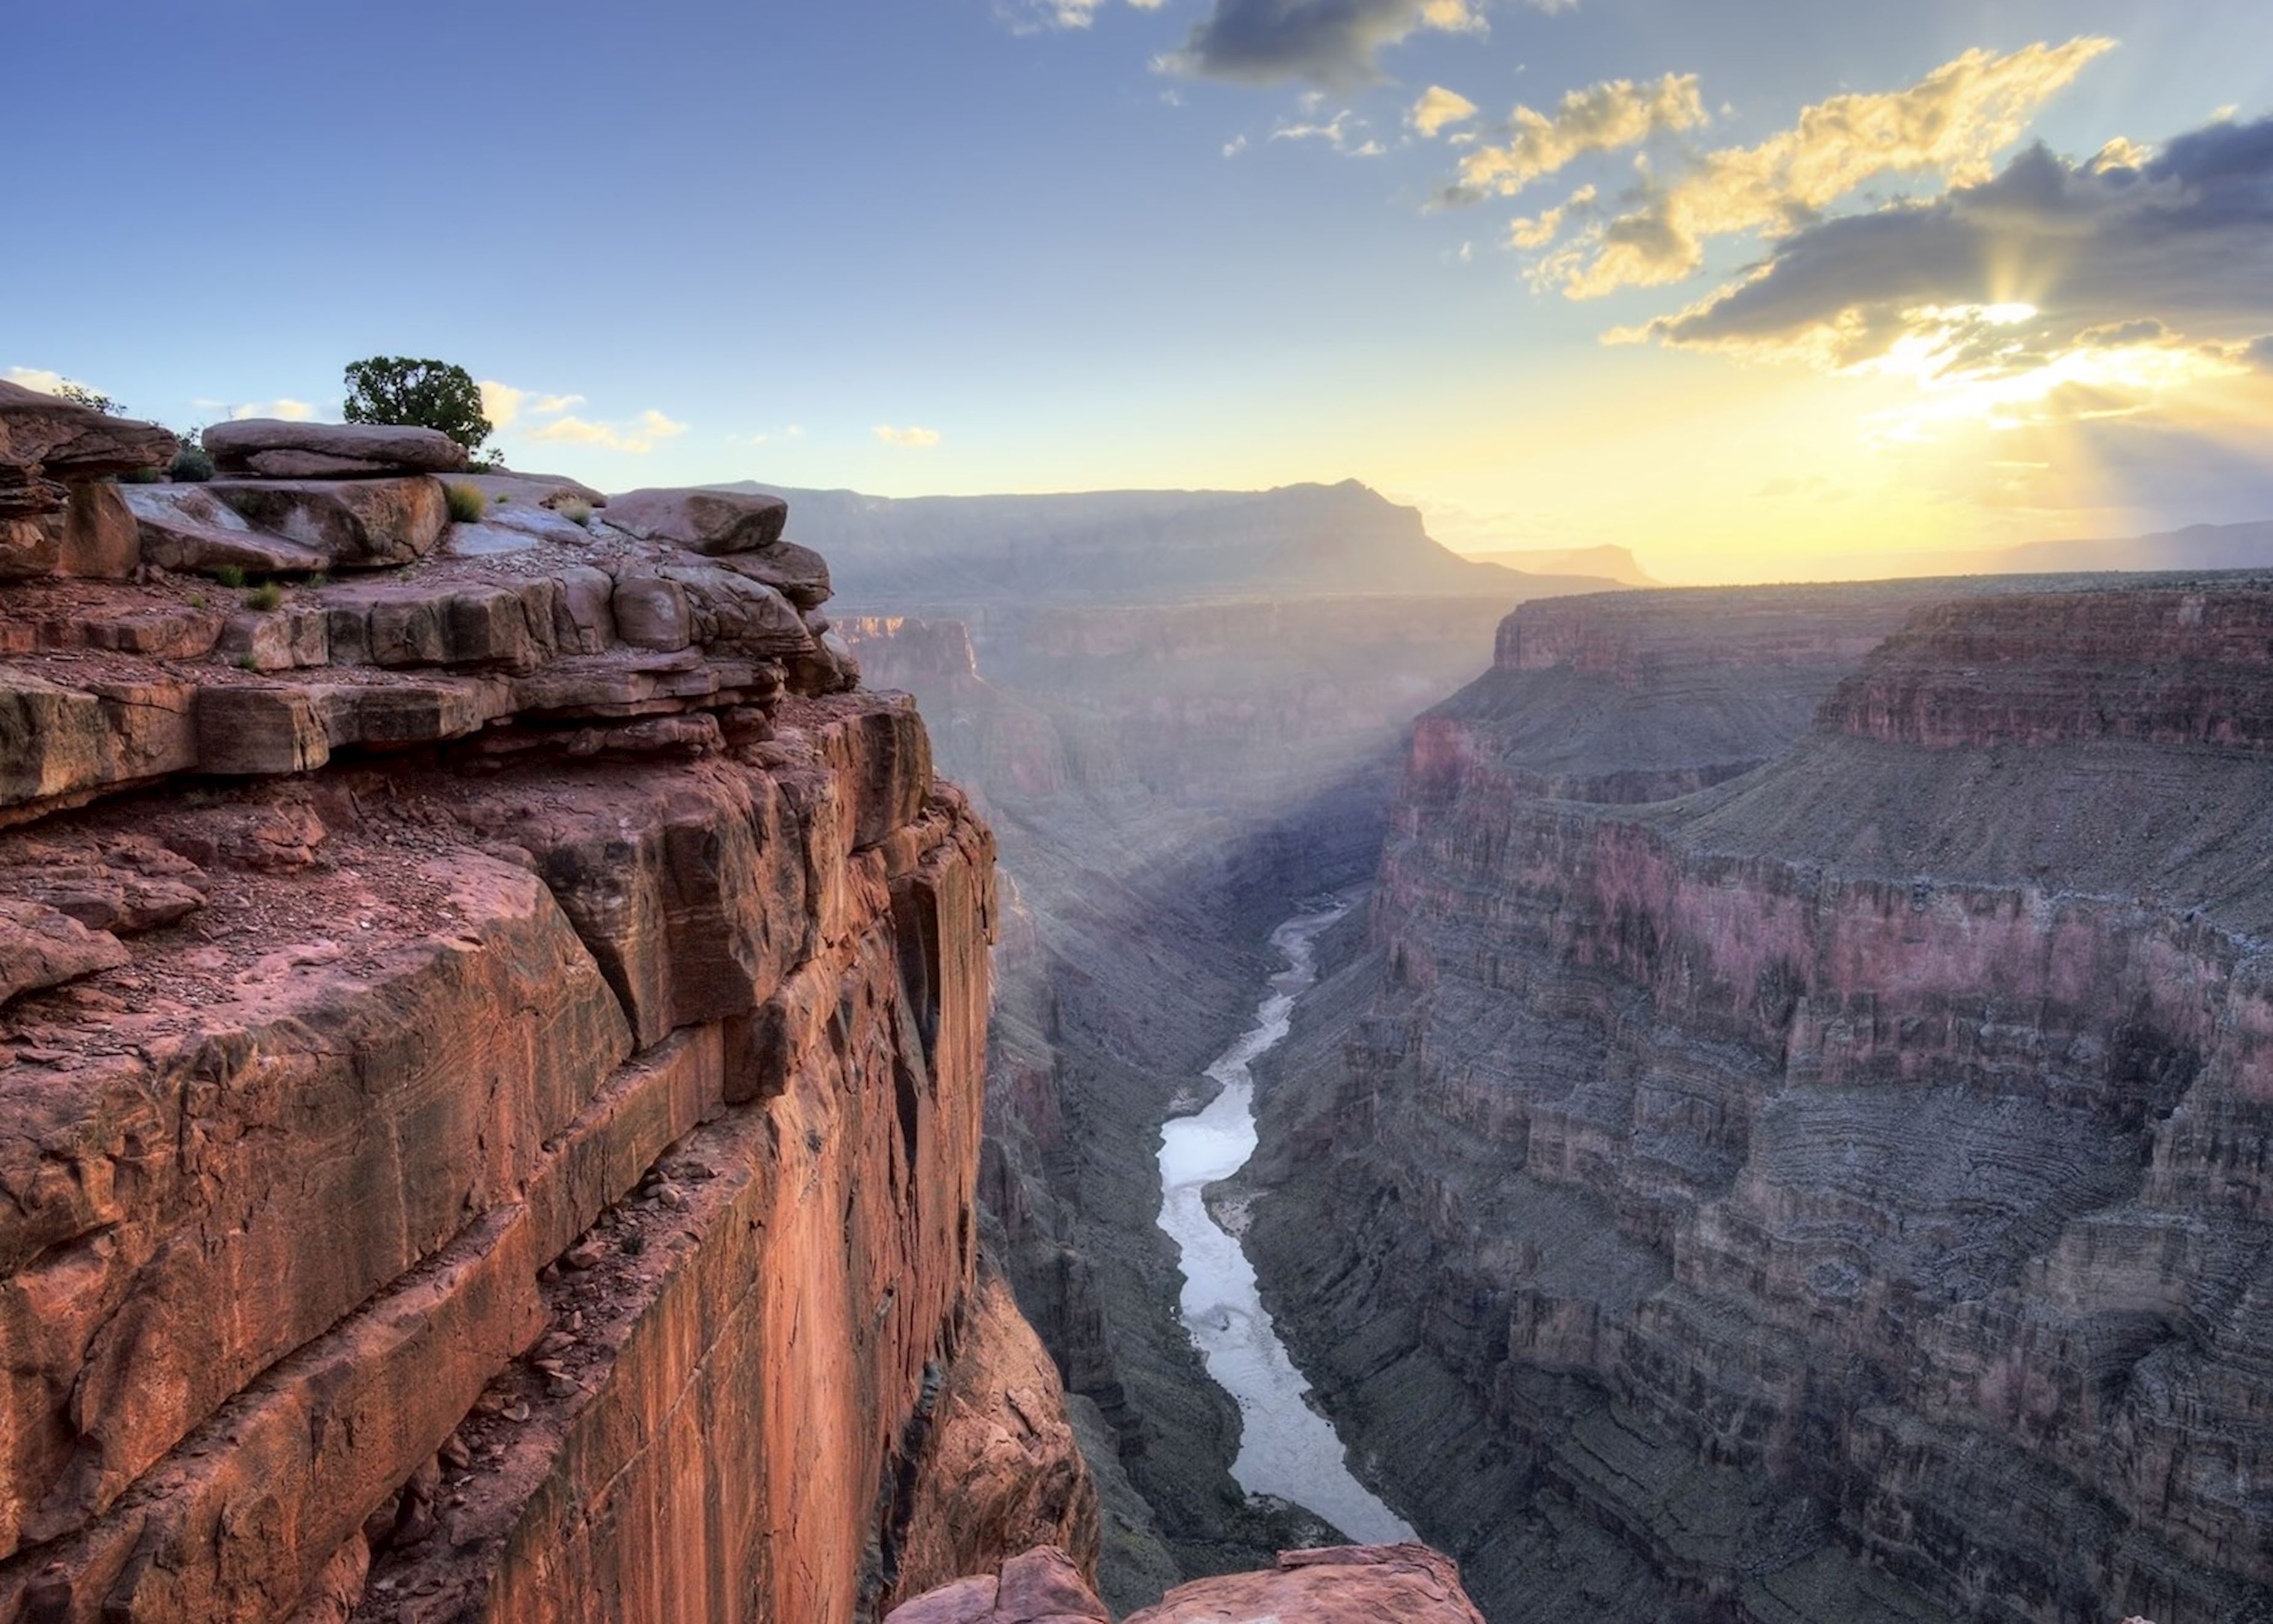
{"left": 1156, "top": 902, "right": 1413, "bottom": 1546}
{"left": 0, "top": 390, "right": 1101, "bottom": 1624}
{"left": 1247, "top": 579, "right": 2273, "bottom": 1624}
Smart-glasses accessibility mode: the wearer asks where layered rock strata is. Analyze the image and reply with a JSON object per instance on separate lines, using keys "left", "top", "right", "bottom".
{"left": 0, "top": 410, "right": 1081, "bottom": 1624}
{"left": 1248, "top": 580, "right": 2273, "bottom": 1623}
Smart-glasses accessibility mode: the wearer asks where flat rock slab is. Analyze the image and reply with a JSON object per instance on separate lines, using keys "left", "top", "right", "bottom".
{"left": 205, "top": 419, "right": 467, "bottom": 475}
{"left": 605, "top": 487, "right": 787, "bottom": 555}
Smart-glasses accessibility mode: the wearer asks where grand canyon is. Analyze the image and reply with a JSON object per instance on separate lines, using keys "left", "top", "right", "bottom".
{"left": 13, "top": 2, "right": 2273, "bottom": 1620}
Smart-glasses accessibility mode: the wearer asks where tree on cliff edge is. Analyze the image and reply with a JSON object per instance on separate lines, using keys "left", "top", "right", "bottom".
{"left": 342, "top": 357, "right": 495, "bottom": 459}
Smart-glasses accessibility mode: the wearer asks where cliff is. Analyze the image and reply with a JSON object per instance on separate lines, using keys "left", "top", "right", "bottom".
{"left": 1247, "top": 579, "right": 2273, "bottom": 1623}
{"left": 0, "top": 395, "right": 1092, "bottom": 1623}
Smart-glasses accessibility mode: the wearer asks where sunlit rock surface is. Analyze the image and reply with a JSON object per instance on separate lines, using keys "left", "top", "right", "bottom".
{"left": 0, "top": 419, "right": 1090, "bottom": 1624}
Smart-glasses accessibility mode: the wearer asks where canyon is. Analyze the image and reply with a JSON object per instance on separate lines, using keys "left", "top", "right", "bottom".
{"left": 0, "top": 387, "right": 1491, "bottom": 1623}
{"left": 817, "top": 481, "right": 1613, "bottom": 1607}
{"left": 1244, "top": 576, "right": 2273, "bottom": 1622}
{"left": 8, "top": 374, "right": 2271, "bottom": 1624}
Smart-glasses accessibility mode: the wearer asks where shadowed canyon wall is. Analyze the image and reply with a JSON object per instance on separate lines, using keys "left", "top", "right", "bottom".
{"left": 1247, "top": 577, "right": 2273, "bottom": 1623}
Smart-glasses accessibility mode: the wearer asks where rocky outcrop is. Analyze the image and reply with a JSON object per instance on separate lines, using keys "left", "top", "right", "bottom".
{"left": 0, "top": 431, "right": 1098, "bottom": 1623}
{"left": 1248, "top": 580, "right": 2273, "bottom": 1623}
{"left": 0, "top": 382, "right": 175, "bottom": 580}
{"left": 885, "top": 1542, "right": 1488, "bottom": 1624}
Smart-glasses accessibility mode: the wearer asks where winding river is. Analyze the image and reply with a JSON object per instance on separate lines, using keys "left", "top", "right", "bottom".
{"left": 1155, "top": 902, "right": 1415, "bottom": 1546}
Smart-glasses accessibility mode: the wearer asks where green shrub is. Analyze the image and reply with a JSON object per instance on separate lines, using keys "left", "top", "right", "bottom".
{"left": 213, "top": 564, "right": 246, "bottom": 588}
{"left": 444, "top": 480, "right": 487, "bottom": 524}
{"left": 170, "top": 446, "right": 216, "bottom": 483}
{"left": 184, "top": 593, "right": 207, "bottom": 608}
{"left": 117, "top": 466, "right": 164, "bottom": 484}
{"left": 306, "top": 571, "right": 330, "bottom": 588}
{"left": 558, "top": 499, "right": 593, "bottom": 528}
{"left": 343, "top": 357, "right": 494, "bottom": 456}
{"left": 246, "top": 582, "right": 284, "bottom": 612}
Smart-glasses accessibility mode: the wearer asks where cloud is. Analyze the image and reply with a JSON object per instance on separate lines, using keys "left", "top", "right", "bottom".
{"left": 229, "top": 399, "right": 315, "bottom": 422}
{"left": 1159, "top": 0, "right": 1491, "bottom": 87}
{"left": 1636, "top": 115, "right": 2273, "bottom": 367}
{"left": 480, "top": 381, "right": 586, "bottom": 431}
{"left": 532, "top": 408, "right": 689, "bottom": 454}
{"left": 1599, "top": 113, "right": 2273, "bottom": 464}
{"left": 875, "top": 425, "right": 942, "bottom": 448}
{"left": 5, "top": 366, "right": 69, "bottom": 395}
{"left": 1001, "top": 0, "right": 1165, "bottom": 32}
{"left": 1507, "top": 183, "right": 1595, "bottom": 248}
{"left": 1411, "top": 85, "right": 1480, "bottom": 138}
{"left": 1510, "top": 38, "right": 2114, "bottom": 299}
{"left": 1271, "top": 108, "right": 1386, "bottom": 155}
{"left": 1448, "top": 72, "right": 1705, "bottom": 199}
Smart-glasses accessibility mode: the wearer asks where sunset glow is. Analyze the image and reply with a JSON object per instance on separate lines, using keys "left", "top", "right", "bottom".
{"left": 10, "top": 1, "right": 2273, "bottom": 581}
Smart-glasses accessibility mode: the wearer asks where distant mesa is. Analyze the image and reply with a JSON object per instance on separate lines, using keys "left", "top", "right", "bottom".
{"left": 709, "top": 478, "right": 1629, "bottom": 609}
{"left": 1461, "top": 542, "right": 1657, "bottom": 587}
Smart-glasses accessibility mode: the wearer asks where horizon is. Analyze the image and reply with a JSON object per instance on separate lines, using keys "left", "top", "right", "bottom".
{"left": 13, "top": 0, "right": 2273, "bottom": 584}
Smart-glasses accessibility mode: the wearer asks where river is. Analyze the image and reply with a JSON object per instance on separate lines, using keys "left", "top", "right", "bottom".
{"left": 1154, "top": 901, "right": 1416, "bottom": 1546}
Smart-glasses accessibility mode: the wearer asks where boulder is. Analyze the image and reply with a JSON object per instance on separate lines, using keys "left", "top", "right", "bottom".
{"left": 611, "top": 576, "right": 694, "bottom": 652}
{"left": 202, "top": 419, "right": 467, "bottom": 476}
{"left": 0, "top": 898, "right": 129, "bottom": 1006}
{"left": 205, "top": 477, "right": 448, "bottom": 568}
{"left": 121, "top": 485, "right": 333, "bottom": 576}
{"left": 0, "top": 381, "right": 176, "bottom": 516}
{"left": 656, "top": 564, "right": 813, "bottom": 659}
{"left": 51, "top": 482, "right": 141, "bottom": 579}
{"left": 718, "top": 540, "right": 831, "bottom": 609}
{"left": 604, "top": 488, "right": 787, "bottom": 555}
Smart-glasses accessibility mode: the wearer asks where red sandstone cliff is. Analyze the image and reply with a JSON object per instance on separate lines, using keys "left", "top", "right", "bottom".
{"left": 1249, "top": 580, "right": 2273, "bottom": 1624}
{"left": 0, "top": 393, "right": 1094, "bottom": 1624}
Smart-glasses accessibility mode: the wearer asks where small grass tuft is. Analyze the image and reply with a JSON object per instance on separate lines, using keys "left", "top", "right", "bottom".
{"left": 558, "top": 498, "right": 594, "bottom": 528}
{"left": 306, "top": 571, "right": 330, "bottom": 588}
{"left": 245, "top": 582, "right": 284, "bottom": 612}
{"left": 444, "top": 480, "right": 487, "bottom": 524}
{"left": 185, "top": 592, "right": 207, "bottom": 609}
{"left": 236, "top": 653, "right": 261, "bottom": 671}
{"left": 213, "top": 564, "right": 246, "bottom": 589}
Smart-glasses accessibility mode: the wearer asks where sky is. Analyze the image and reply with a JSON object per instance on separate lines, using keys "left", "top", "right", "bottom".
{"left": 10, "top": 0, "right": 2273, "bottom": 582}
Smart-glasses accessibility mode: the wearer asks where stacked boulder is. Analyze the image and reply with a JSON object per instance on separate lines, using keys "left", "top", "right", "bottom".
{"left": 0, "top": 381, "right": 177, "bottom": 579}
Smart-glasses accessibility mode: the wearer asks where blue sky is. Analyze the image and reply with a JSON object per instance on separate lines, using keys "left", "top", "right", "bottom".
{"left": 12, "top": 1, "right": 2273, "bottom": 579}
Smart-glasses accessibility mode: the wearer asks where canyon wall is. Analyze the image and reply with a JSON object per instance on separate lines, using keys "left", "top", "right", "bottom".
{"left": 1249, "top": 578, "right": 2273, "bottom": 1623}
{"left": 0, "top": 391, "right": 1092, "bottom": 1624}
